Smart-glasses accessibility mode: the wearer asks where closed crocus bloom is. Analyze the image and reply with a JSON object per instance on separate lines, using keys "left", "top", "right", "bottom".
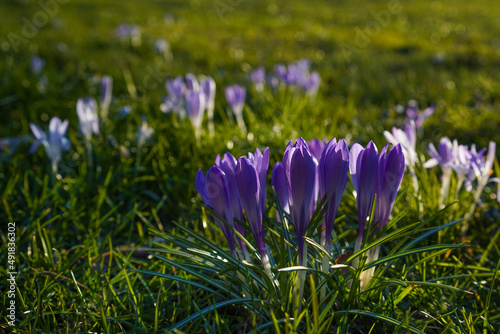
{"left": 185, "top": 73, "right": 199, "bottom": 92}
{"left": 271, "top": 162, "right": 289, "bottom": 221}
{"left": 307, "top": 138, "right": 328, "bottom": 163}
{"left": 29, "top": 117, "right": 71, "bottom": 172}
{"left": 374, "top": 144, "right": 405, "bottom": 231}
{"left": 283, "top": 138, "right": 317, "bottom": 265}
{"left": 235, "top": 157, "right": 266, "bottom": 254}
{"left": 215, "top": 153, "right": 248, "bottom": 259}
{"left": 225, "top": 84, "right": 247, "bottom": 134}
{"left": 100, "top": 76, "right": 112, "bottom": 119}
{"left": 250, "top": 67, "right": 265, "bottom": 92}
{"left": 76, "top": 97, "right": 99, "bottom": 139}
{"left": 200, "top": 76, "right": 216, "bottom": 112}
{"left": 225, "top": 84, "right": 246, "bottom": 116}
{"left": 349, "top": 141, "right": 379, "bottom": 233}
{"left": 185, "top": 90, "right": 206, "bottom": 138}
{"left": 318, "top": 139, "right": 349, "bottom": 249}
{"left": 196, "top": 166, "right": 236, "bottom": 256}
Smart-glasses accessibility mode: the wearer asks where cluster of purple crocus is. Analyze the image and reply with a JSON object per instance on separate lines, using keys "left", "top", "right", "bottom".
{"left": 161, "top": 74, "right": 216, "bottom": 139}
{"left": 249, "top": 59, "right": 321, "bottom": 97}
{"left": 196, "top": 138, "right": 405, "bottom": 283}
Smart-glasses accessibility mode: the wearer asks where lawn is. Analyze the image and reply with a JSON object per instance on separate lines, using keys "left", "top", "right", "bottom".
{"left": 1, "top": 0, "right": 500, "bottom": 332}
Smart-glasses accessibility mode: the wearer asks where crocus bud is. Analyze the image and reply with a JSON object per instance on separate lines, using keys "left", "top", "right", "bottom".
{"left": 196, "top": 166, "right": 236, "bottom": 256}
{"left": 318, "top": 139, "right": 349, "bottom": 249}
{"left": 76, "top": 97, "right": 99, "bottom": 139}
{"left": 349, "top": 141, "right": 379, "bottom": 235}
{"left": 283, "top": 138, "right": 317, "bottom": 265}
{"left": 373, "top": 144, "right": 405, "bottom": 231}
{"left": 100, "top": 76, "right": 113, "bottom": 119}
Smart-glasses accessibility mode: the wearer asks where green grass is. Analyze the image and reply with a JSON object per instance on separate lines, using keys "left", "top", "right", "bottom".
{"left": 1, "top": 0, "right": 500, "bottom": 332}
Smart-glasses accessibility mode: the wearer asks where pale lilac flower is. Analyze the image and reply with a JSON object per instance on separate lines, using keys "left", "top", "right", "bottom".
{"left": 100, "top": 76, "right": 113, "bottom": 119}
{"left": 406, "top": 101, "right": 435, "bottom": 129}
{"left": 303, "top": 72, "right": 321, "bottom": 97}
{"left": 423, "top": 137, "right": 453, "bottom": 169}
{"left": 76, "top": 98, "right": 99, "bottom": 139}
{"left": 136, "top": 118, "right": 154, "bottom": 147}
{"left": 155, "top": 38, "right": 169, "bottom": 54}
{"left": 384, "top": 121, "right": 417, "bottom": 167}
{"left": 225, "top": 84, "right": 247, "bottom": 134}
{"left": 250, "top": 67, "right": 265, "bottom": 92}
{"left": 29, "top": 117, "right": 70, "bottom": 171}
{"left": 185, "top": 90, "right": 206, "bottom": 138}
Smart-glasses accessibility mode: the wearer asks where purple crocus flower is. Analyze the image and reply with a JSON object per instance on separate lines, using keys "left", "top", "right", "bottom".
{"left": 303, "top": 72, "right": 321, "bottom": 97}
{"left": 349, "top": 141, "right": 379, "bottom": 234}
{"left": 200, "top": 76, "right": 216, "bottom": 136}
{"left": 250, "top": 67, "right": 266, "bottom": 92}
{"left": 373, "top": 144, "right": 405, "bottom": 231}
{"left": 200, "top": 76, "right": 216, "bottom": 113}
{"left": 215, "top": 153, "right": 248, "bottom": 257}
{"left": 423, "top": 137, "right": 453, "bottom": 169}
{"left": 423, "top": 137, "right": 454, "bottom": 207}
{"left": 196, "top": 166, "right": 237, "bottom": 256}
{"left": 225, "top": 84, "right": 247, "bottom": 134}
{"left": 406, "top": 103, "right": 435, "bottom": 129}
{"left": 166, "top": 76, "right": 186, "bottom": 102}
{"left": 76, "top": 97, "right": 99, "bottom": 139}
{"left": 282, "top": 138, "right": 317, "bottom": 265}
{"left": 235, "top": 157, "right": 267, "bottom": 255}
{"left": 318, "top": 139, "right": 349, "bottom": 249}
{"left": 185, "top": 90, "right": 206, "bottom": 138}
{"left": 100, "top": 76, "right": 113, "bottom": 119}
{"left": 225, "top": 84, "right": 246, "bottom": 117}
{"left": 384, "top": 121, "right": 417, "bottom": 167}
{"left": 274, "top": 64, "right": 288, "bottom": 82}
{"left": 29, "top": 117, "right": 71, "bottom": 172}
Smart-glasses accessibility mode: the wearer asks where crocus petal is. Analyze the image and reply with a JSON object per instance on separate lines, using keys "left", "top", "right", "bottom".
{"left": 206, "top": 166, "right": 236, "bottom": 252}
{"left": 349, "top": 143, "right": 364, "bottom": 192}
{"left": 195, "top": 169, "right": 211, "bottom": 206}
{"left": 375, "top": 144, "right": 405, "bottom": 231}
{"left": 271, "top": 162, "right": 289, "bottom": 213}
{"left": 29, "top": 123, "right": 46, "bottom": 141}
{"left": 356, "top": 141, "right": 378, "bottom": 231}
